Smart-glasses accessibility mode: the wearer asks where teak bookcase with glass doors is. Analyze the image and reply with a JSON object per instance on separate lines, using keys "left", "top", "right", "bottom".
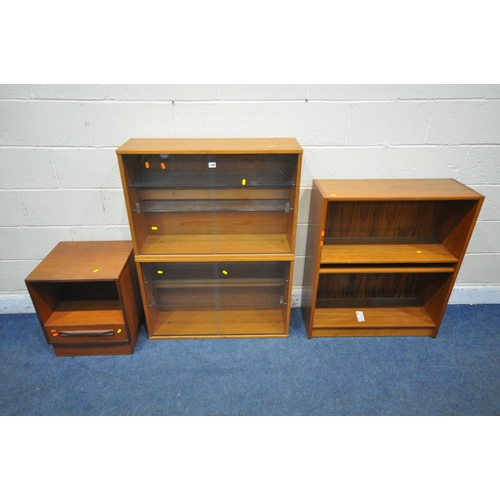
{"left": 117, "top": 138, "right": 302, "bottom": 339}
{"left": 302, "top": 179, "right": 484, "bottom": 339}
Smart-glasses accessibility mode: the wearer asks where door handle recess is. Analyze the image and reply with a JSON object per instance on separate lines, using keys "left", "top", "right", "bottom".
{"left": 58, "top": 330, "right": 115, "bottom": 337}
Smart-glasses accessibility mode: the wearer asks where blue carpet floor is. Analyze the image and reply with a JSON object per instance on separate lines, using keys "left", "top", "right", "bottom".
{"left": 1, "top": 305, "right": 499, "bottom": 416}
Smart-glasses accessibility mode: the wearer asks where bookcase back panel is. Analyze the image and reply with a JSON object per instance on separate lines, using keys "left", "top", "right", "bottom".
{"left": 325, "top": 201, "right": 439, "bottom": 239}
{"left": 325, "top": 200, "right": 478, "bottom": 248}
{"left": 317, "top": 272, "right": 452, "bottom": 306}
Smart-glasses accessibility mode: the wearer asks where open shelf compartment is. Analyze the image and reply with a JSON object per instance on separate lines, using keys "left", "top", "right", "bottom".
{"left": 311, "top": 270, "right": 454, "bottom": 337}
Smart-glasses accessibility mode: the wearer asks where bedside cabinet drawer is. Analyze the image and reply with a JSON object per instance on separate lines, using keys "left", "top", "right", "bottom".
{"left": 45, "top": 323, "right": 128, "bottom": 345}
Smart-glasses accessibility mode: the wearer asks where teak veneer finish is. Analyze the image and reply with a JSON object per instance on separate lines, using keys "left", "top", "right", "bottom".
{"left": 25, "top": 241, "right": 144, "bottom": 356}
{"left": 302, "top": 179, "right": 484, "bottom": 339}
{"left": 117, "top": 138, "right": 302, "bottom": 339}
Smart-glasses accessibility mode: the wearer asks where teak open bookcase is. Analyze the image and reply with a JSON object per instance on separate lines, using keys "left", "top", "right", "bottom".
{"left": 117, "top": 138, "right": 303, "bottom": 339}
{"left": 302, "top": 179, "right": 484, "bottom": 339}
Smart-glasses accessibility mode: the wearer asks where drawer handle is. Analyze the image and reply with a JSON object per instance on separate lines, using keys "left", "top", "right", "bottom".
{"left": 58, "top": 330, "right": 115, "bottom": 337}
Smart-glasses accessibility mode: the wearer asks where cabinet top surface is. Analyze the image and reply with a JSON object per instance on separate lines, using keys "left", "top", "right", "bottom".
{"left": 314, "top": 178, "right": 484, "bottom": 201}
{"left": 25, "top": 241, "right": 133, "bottom": 282}
{"left": 116, "top": 138, "right": 303, "bottom": 155}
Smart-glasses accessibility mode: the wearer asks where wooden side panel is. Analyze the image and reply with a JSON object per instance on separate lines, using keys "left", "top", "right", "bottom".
{"left": 426, "top": 196, "right": 485, "bottom": 337}
{"left": 117, "top": 154, "right": 149, "bottom": 256}
{"left": 301, "top": 182, "right": 327, "bottom": 338}
{"left": 286, "top": 153, "right": 302, "bottom": 253}
{"left": 117, "top": 253, "right": 144, "bottom": 344}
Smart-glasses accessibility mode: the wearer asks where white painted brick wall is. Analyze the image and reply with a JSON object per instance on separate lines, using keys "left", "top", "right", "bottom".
{"left": 84, "top": 102, "right": 176, "bottom": 147}
{"left": 50, "top": 149, "right": 121, "bottom": 188}
{"left": 0, "top": 101, "right": 90, "bottom": 146}
{"left": 0, "top": 148, "right": 57, "bottom": 188}
{"left": 261, "top": 102, "right": 350, "bottom": 145}
{"left": 174, "top": 103, "right": 263, "bottom": 138}
{"left": 346, "top": 102, "right": 434, "bottom": 145}
{"left": 427, "top": 101, "right": 500, "bottom": 144}
{"left": 0, "top": 84, "right": 499, "bottom": 309}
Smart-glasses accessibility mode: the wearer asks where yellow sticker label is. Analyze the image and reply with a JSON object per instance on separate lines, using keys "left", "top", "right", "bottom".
{"left": 330, "top": 194, "right": 336, "bottom": 197}
{"left": 416, "top": 250, "right": 423, "bottom": 253}
{"left": 222, "top": 270, "right": 228, "bottom": 275}
{"left": 117, "top": 329, "right": 122, "bottom": 334}
{"left": 157, "top": 270, "right": 164, "bottom": 274}
{"left": 93, "top": 269, "right": 99, "bottom": 273}
{"left": 151, "top": 226, "right": 158, "bottom": 231}
{"left": 241, "top": 179, "right": 246, "bottom": 186}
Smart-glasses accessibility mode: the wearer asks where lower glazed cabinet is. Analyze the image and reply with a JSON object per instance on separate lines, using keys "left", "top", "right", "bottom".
{"left": 137, "top": 260, "right": 293, "bottom": 339}
{"left": 25, "top": 241, "right": 144, "bottom": 356}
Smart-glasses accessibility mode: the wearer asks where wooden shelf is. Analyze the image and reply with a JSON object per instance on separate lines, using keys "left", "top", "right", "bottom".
{"left": 137, "top": 233, "right": 292, "bottom": 259}
{"left": 312, "top": 298, "right": 436, "bottom": 337}
{"left": 321, "top": 237, "right": 458, "bottom": 265}
{"left": 314, "top": 298, "right": 435, "bottom": 327}
{"left": 45, "top": 300, "right": 124, "bottom": 327}
{"left": 319, "top": 266, "right": 455, "bottom": 274}
{"left": 151, "top": 308, "right": 287, "bottom": 338}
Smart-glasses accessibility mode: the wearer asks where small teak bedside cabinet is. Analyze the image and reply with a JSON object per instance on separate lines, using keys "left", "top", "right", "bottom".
{"left": 25, "top": 241, "right": 144, "bottom": 356}
{"left": 301, "top": 179, "right": 484, "bottom": 339}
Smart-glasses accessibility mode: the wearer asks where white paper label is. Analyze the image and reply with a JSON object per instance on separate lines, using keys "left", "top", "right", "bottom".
{"left": 208, "top": 162, "right": 216, "bottom": 169}
{"left": 356, "top": 311, "right": 365, "bottom": 322}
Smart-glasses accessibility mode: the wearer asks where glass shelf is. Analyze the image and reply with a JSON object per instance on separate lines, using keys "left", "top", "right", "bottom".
{"left": 142, "top": 261, "right": 288, "bottom": 281}
{"left": 130, "top": 171, "right": 295, "bottom": 189}
{"left": 148, "top": 286, "right": 286, "bottom": 309}
{"left": 135, "top": 199, "right": 291, "bottom": 213}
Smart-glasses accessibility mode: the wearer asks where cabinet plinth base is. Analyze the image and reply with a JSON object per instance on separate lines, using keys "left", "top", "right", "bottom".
{"left": 53, "top": 342, "right": 136, "bottom": 357}
{"left": 311, "top": 328, "right": 435, "bottom": 338}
